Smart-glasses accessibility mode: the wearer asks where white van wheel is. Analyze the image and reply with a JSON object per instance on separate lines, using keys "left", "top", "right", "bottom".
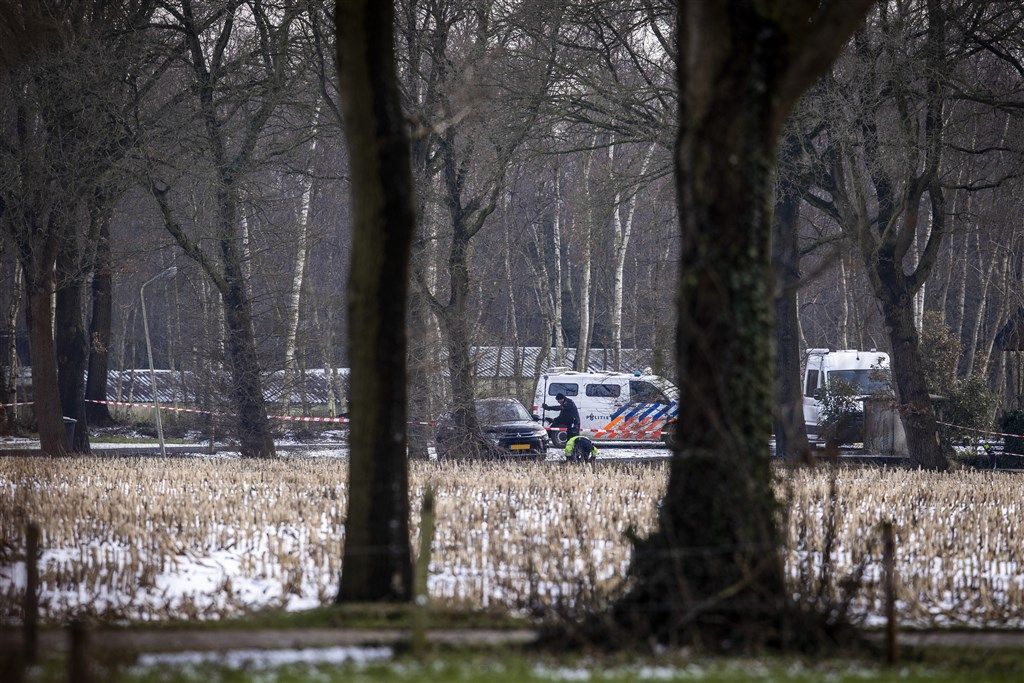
{"left": 550, "top": 430, "right": 569, "bottom": 447}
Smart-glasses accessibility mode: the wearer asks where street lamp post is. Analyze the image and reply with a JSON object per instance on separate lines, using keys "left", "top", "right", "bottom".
{"left": 141, "top": 266, "right": 177, "bottom": 457}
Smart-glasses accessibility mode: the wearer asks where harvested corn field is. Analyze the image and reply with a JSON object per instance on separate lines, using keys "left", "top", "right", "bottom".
{"left": 1, "top": 457, "right": 1022, "bottom": 627}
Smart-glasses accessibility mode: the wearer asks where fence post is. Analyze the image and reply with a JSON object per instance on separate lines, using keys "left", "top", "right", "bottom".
{"left": 68, "top": 619, "right": 89, "bottom": 683}
{"left": 23, "top": 522, "right": 39, "bottom": 665}
{"left": 881, "top": 520, "right": 898, "bottom": 666}
{"left": 412, "top": 487, "right": 436, "bottom": 657}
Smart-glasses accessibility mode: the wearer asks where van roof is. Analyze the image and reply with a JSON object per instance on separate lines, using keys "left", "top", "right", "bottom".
{"left": 542, "top": 371, "right": 675, "bottom": 388}
{"left": 814, "top": 350, "right": 890, "bottom": 371}
{"left": 806, "top": 348, "right": 884, "bottom": 355}
{"left": 544, "top": 371, "right": 644, "bottom": 379}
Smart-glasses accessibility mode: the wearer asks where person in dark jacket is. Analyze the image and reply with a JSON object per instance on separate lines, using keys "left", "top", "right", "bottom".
{"left": 543, "top": 392, "right": 580, "bottom": 439}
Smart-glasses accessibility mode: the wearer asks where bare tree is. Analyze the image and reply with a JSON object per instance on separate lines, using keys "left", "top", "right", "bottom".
{"left": 144, "top": 0, "right": 308, "bottom": 458}
{"left": 798, "top": 0, "right": 1024, "bottom": 468}
{"left": 1, "top": 1, "right": 157, "bottom": 453}
{"left": 412, "top": 1, "right": 561, "bottom": 450}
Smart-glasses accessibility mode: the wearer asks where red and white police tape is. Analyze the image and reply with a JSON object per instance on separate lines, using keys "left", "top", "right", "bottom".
{"left": 79, "top": 399, "right": 444, "bottom": 426}
{"left": 936, "top": 421, "right": 1024, "bottom": 440}
{"left": 68, "top": 400, "right": 665, "bottom": 439}
{"left": 80, "top": 399, "right": 351, "bottom": 424}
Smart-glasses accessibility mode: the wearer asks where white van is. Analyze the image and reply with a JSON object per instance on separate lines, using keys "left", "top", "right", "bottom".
{"left": 532, "top": 368, "right": 678, "bottom": 445}
{"left": 802, "top": 349, "right": 891, "bottom": 440}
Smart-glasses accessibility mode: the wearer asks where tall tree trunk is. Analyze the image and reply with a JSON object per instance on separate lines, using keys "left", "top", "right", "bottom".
{"left": 650, "top": 237, "right": 672, "bottom": 378}
{"left": 859, "top": 203, "right": 948, "bottom": 471}
{"left": 24, "top": 262, "right": 67, "bottom": 455}
{"left": 911, "top": 210, "right": 932, "bottom": 333}
{"left": 503, "top": 196, "right": 523, "bottom": 401}
{"left": 407, "top": 275, "right": 432, "bottom": 459}
{"left": 796, "top": 289, "right": 808, "bottom": 350}
{"left": 935, "top": 234, "right": 954, "bottom": 327}
{"left": 574, "top": 148, "right": 595, "bottom": 371}
{"left": 963, "top": 244, "right": 995, "bottom": 378}
{"left": 282, "top": 111, "right": 320, "bottom": 409}
{"left": 312, "top": 307, "right": 337, "bottom": 416}
{"left": 153, "top": 159, "right": 276, "bottom": 456}
{"left": 880, "top": 290, "right": 948, "bottom": 468}
{"left": 336, "top": 0, "right": 414, "bottom": 603}
{"left": 85, "top": 198, "right": 114, "bottom": 425}
{"left": 167, "top": 253, "right": 183, "bottom": 418}
{"left": 438, "top": 223, "right": 481, "bottom": 443}
{"left": 406, "top": 112, "right": 436, "bottom": 460}
{"left": 239, "top": 210, "right": 253, "bottom": 287}
{"left": 113, "top": 305, "right": 130, "bottom": 404}
{"left": 837, "top": 253, "right": 850, "bottom": 348}
{"left": 528, "top": 201, "right": 556, "bottom": 393}
{"left": 773, "top": 135, "right": 811, "bottom": 464}
{"left": 951, "top": 223, "right": 975, "bottom": 343}
{"left": 611, "top": 142, "right": 655, "bottom": 371}
{"left": 979, "top": 247, "right": 1011, "bottom": 379}
{"left": 218, "top": 189, "right": 275, "bottom": 459}
{"left": 0, "top": 260, "right": 22, "bottom": 434}
{"left": 551, "top": 168, "right": 565, "bottom": 366}
{"left": 618, "top": 0, "right": 873, "bottom": 643}
{"left": 55, "top": 234, "right": 90, "bottom": 453}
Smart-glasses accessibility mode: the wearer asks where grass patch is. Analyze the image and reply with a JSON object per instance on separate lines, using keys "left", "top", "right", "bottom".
{"left": 15, "top": 647, "right": 1024, "bottom": 683}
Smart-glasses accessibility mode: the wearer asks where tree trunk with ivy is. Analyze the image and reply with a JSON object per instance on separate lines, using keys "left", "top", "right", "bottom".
{"left": 616, "top": 0, "right": 873, "bottom": 646}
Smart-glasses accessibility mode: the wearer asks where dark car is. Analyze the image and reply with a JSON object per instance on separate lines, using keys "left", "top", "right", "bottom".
{"left": 435, "top": 398, "right": 548, "bottom": 459}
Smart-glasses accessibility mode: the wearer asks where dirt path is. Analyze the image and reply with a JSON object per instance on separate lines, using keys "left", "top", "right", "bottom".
{"left": 0, "top": 627, "right": 540, "bottom": 654}
{"left": 866, "top": 629, "right": 1024, "bottom": 650}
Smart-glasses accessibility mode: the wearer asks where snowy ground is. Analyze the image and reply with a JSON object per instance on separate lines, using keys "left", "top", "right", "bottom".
{"left": 3, "top": 458, "right": 1023, "bottom": 628}
{"left": 0, "top": 435, "right": 668, "bottom": 460}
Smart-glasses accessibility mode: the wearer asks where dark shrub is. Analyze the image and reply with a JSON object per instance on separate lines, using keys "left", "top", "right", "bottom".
{"left": 1000, "top": 410, "right": 1024, "bottom": 455}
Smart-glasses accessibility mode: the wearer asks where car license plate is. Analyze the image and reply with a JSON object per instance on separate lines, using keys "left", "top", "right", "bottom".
{"left": 510, "top": 444, "right": 530, "bottom": 451}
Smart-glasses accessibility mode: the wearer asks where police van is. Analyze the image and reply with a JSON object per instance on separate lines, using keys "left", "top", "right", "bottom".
{"left": 802, "top": 348, "right": 892, "bottom": 441}
{"left": 532, "top": 368, "right": 678, "bottom": 445}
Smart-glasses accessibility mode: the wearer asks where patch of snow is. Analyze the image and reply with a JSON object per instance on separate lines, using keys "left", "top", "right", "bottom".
{"left": 134, "top": 645, "right": 393, "bottom": 669}
{"left": 533, "top": 665, "right": 592, "bottom": 681}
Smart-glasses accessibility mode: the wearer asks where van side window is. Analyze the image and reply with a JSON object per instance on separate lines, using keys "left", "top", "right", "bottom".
{"left": 586, "top": 383, "right": 621, "bottom": 398}
{"left": 548, "top": 382, "right": 579, "bottom": 397}
{"left": 804, "top": 370, "right": 819, "bottom": 397}
{"left": 629, "top": 380, "right": 667, "bottom": 404}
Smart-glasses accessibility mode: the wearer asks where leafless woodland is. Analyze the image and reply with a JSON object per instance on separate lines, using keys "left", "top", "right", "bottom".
{"left": 0, "top": 0, "right": 1022, "bottom": 458}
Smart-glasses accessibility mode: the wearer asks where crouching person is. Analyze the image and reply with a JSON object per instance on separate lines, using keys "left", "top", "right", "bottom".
{"left": 564, "top": 435, "right": 598, "bottom": 463}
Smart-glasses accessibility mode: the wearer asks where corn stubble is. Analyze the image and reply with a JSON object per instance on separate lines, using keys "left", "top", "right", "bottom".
{"left": 1, "top": 458, "right": 1021, "bottom": 627}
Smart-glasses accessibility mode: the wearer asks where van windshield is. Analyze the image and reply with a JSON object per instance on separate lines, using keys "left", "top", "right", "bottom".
{"left": 476, "top": 400, "right": 531, "bottom": 424}
{"left": 826, "top": 369, "right": 891, "bottom": 395}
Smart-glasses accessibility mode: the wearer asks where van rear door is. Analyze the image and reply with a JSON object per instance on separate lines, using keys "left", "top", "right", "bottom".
{"left": 802, "top": 357, "right": 824, "bottom": 435}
